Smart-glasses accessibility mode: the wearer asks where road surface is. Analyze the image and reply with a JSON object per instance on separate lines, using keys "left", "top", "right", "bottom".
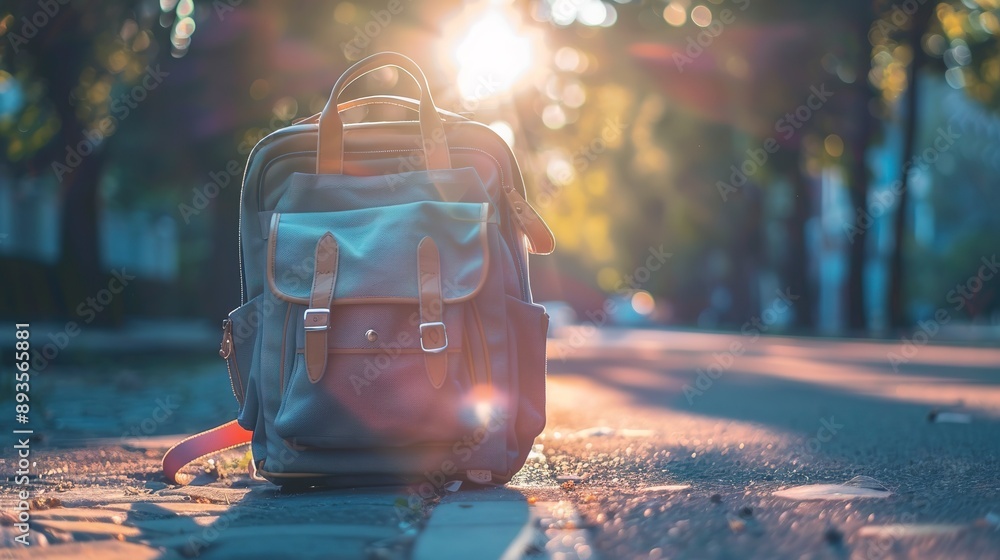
{"left": 1, "top": 328, "right": 998, "bottom": 559}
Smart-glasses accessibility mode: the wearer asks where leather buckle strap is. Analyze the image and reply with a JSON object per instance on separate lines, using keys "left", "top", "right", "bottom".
{"left": 417, "top": 237, "right": 448, "bottom": 388}
{"left": 305, "top": 233, "right": 339, "bottom": 384}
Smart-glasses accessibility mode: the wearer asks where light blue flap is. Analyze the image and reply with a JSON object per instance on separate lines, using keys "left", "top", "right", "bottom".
{"left": 267, "top": 201, "right": 492, "bottom": 304}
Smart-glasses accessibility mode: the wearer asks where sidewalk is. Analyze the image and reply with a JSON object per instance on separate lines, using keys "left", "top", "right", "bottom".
{"left": 2, "top": 329, "right": 999, "bottom": 558}
{"left": 0, "top": 436, "right": 575, "bottom": 559}
{"left": 0, "top": 319, "right": 221, "bottom": 361}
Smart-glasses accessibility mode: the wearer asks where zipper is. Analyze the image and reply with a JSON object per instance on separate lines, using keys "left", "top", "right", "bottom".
{"left": 220, "top": 318, "right": 244, "bottom": 405}
{"left": 463, "top": 325, "right": 477, "bottom": 386}
{"left": 469, "top": 301, "right": 492, "bottom": 385}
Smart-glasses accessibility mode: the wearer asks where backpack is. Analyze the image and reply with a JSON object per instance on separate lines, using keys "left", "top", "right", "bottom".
{"left": 162, "top": 52, "right": 555, "bottom": 488}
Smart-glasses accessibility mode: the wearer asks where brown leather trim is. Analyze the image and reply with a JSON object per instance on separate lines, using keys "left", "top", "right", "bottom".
{"left": 305, "top": 233, "right": 339, "bottom": 383}
{"left": 417, "top": 237, "right": 448, "bottom": 389}
{"left": 266, "top": 207, "right": 491, "bottom": 306}
{"left": 470, "top": 300, "right": 492, "bottom": 385}
{"left": 504, "top": 187, "right": 555, "bottom": 255}
{"left": 318, "top": 53, "right": 451, "bottom": 174}
{"left": 279, "top": 303, "right": 292, "bottom": 395}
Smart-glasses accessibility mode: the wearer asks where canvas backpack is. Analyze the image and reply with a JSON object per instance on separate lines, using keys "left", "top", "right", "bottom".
{"left": 163, "top": 52, "right": 555, "bottom": 488}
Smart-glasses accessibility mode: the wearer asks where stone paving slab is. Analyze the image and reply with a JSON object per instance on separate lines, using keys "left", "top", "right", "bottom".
{"left": 412, "top": 490, "right": 531, "bottom": 560}
{"left": 2, "top": 540, "right": 182, "bottom": 560}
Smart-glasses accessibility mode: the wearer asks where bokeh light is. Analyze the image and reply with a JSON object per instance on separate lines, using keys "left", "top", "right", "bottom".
{"left": 691, "top": 5, "right": 713, "bottom": 27}
{"left": 663, "top": 2, "right": 688, "bottom": 26}
{"left": 824, "top": 134, "right": 844, "bottom": 157}
{"left": 631, "top": 291, "right": 656, "bottom": 316}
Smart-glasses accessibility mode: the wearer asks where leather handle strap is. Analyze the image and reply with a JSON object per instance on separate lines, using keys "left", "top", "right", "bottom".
{"left": 162, "top": 420, "right": 252, "bottom": 485}
{"left": 304, "top": 233, "right": 339, "bottom": 384}
{"left": 318, "top": 52, "right": 451, "bottom": 174}
{"left": 504, "top": 187, "right": 556, "bottom": 255}
{"left": 417, "top": 236, "right": 448, "bottom": 388}
{"left": 296, "top": 95, "right": 468, "bottom": 125}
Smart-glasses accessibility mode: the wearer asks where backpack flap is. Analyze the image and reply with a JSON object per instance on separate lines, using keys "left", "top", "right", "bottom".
{"left": 266, "top": 201, "right": 492, "bottom": 304}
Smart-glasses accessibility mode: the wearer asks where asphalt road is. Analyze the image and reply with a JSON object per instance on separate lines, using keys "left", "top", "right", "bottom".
{"left": 2, "top": 328, "right": 999, "bottom": 559}
{"left": 527, "top": 328, "right": 1000, "bottom": 559}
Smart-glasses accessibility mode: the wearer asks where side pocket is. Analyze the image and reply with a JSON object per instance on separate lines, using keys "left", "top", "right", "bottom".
{"left": 506, "top": 295, "right": 548, "bottom": 448}
{"left": 223, "top": 295, "right": 265, "bottom": 423}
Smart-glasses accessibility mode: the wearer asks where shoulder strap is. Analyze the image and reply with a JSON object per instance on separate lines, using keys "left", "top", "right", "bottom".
{"left": 162, "top": 420, "right": 253, "bottom": 484}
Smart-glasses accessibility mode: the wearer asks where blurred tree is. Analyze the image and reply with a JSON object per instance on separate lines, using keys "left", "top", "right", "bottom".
{"left": 843, "top": 0, "right": 879, "bottom": 333}
{"left": 870, "top": 0, "right": 1000, "bottom": 327}
{"left": 1, "top": 2, "right": 161, "bottom": 322}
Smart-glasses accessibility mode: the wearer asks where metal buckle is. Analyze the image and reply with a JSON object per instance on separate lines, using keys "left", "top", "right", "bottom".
{"left": 419, "top": 322, "right": 448, "bottom": 353}
{"left": 303, "top": 308, "right": 330, "bottom": 331}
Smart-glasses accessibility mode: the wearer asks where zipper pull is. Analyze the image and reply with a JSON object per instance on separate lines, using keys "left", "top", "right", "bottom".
{"left": 219, "top": 318, "right": 233, "bottom": 359}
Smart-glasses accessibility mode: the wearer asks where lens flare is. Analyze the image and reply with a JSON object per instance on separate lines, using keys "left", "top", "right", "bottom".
{"left": 452, "top": 10, "right": 535, "bottom": 101}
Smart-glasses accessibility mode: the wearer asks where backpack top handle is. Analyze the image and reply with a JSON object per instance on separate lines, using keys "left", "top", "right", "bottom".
{"left": 317, "top": 52, "right": 452, "bottom": 175}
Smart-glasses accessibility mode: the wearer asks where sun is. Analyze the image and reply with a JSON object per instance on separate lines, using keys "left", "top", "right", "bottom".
{"left": 441, "top": 3, "right": 545, "bottom": 104}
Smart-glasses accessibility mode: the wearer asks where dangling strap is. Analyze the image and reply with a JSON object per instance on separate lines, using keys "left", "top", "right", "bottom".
{"left": 162, "top": 420, "right": 253, "bottom": 484}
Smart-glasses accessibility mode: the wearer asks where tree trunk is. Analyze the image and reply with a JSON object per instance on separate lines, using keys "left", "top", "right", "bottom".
{"left": 845, "top": 6, "right": 878, "bottom": 334}
{"left": 786, "top": 158, "right": 815, "bottom": 331}
{"left": 28, "top": 11, "right": 110, "bottom": 323}
{"left": 887, "top": 2, "right": 935, "bottom": 329}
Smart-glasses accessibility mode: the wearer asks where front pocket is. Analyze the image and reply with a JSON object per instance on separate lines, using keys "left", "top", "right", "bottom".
{"left": 266, "top": 200, "right": 501, "bottom": 449}
{"left": 224, "top": 295, "right": 275, "bottom": 432}
{"left": 223, "top": 295, "right": 268, "bottom": 409}
{"left": 274, "top": 302, "right": 493, "bottom": 448}
{"left": 506, "top": 296, "right": 548, "bottom": 446}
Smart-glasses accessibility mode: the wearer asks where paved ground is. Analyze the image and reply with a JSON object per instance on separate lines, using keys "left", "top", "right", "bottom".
{"left": 1, "top": 328, "right": 998, "bottom": 559}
